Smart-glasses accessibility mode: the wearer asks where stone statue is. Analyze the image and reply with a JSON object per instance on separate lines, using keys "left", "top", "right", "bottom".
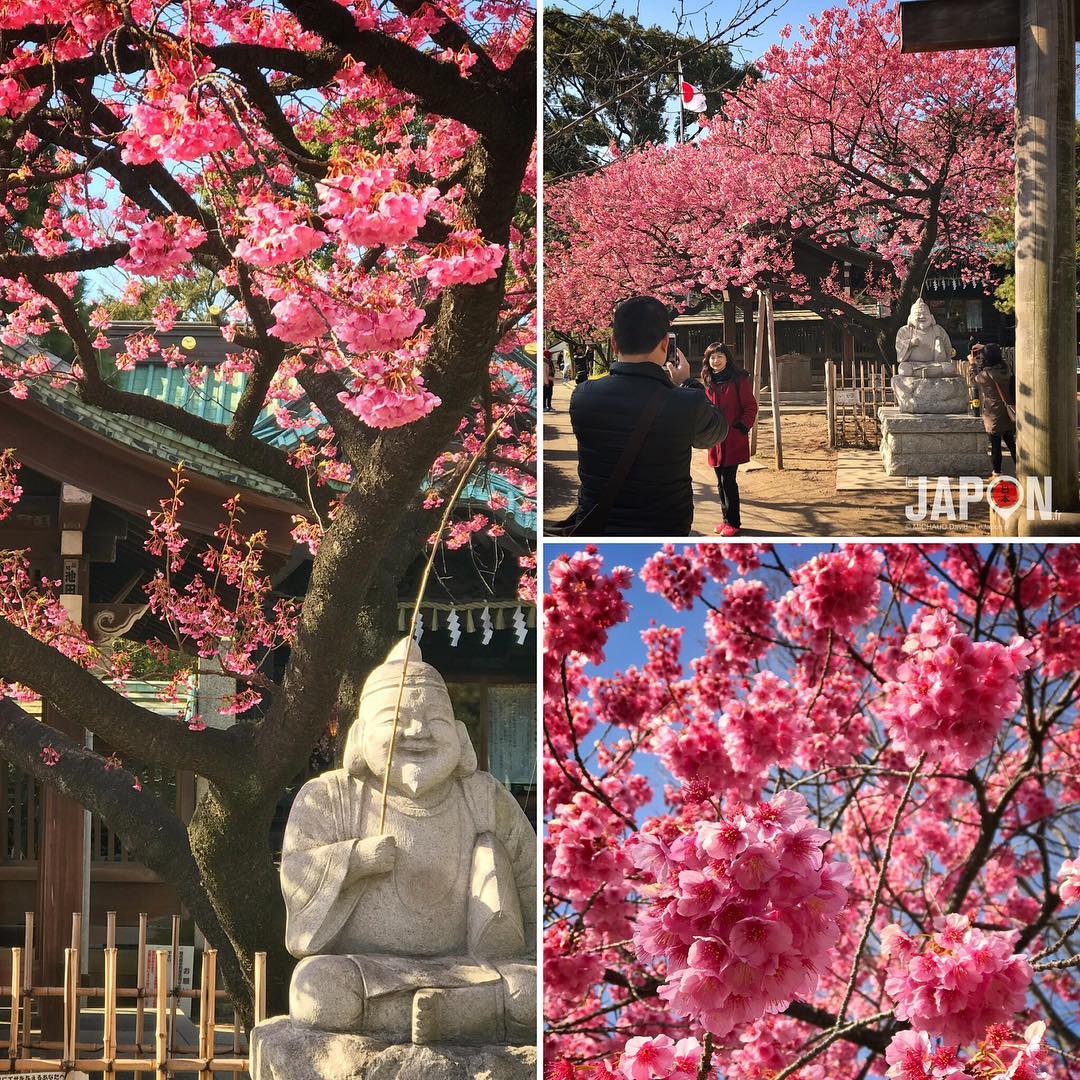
{"left": 894, "top": 298, "right": 956, "bottom": 377}
{"left": 879, "top": 298, "right": 989, "bottom": 476}
{"left": 280, "top": 638, "right": 536, "bottom": 1049}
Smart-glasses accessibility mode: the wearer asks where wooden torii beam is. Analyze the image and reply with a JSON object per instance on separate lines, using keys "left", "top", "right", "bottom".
{"left": 901, "top": 0, "right": 1080, "bottom": 531}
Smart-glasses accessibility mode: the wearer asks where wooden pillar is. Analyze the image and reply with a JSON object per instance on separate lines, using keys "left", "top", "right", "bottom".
{"left": 722, "top": 293, "right": 738, "bottom": 348}
{"left": 741, "top": 297, "right": 755, "bottom": 370}
{"left": 842, "top": 328, "right": 855, "bottom": 367}
{"left": 36, "top": 706, "right": 86, "bottom": 1039}
{"left": 750, "top": 293, "right": 765, "bottom": 456}
{"left": 826, "top": 360, "right": 838, "bottom": 448}
{"left": 37, "top": 484, "right": 92, "bottom": 1038}
{"left": 1015, "top": 0, "right": 1080, "bottom": 521}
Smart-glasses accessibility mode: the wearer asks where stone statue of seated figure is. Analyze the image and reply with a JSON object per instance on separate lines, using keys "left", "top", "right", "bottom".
{"left": 281, "top": 638, "right": 536, "bottom": 1047}
{"left": 895, "top": 298, "right": 956, "bottom": 378}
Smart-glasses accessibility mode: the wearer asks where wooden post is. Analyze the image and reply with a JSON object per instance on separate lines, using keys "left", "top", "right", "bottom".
{"left": 741, "top": 296, "right": 755, "bottom": 371}
{"left": 722, "top": 292, "right": 737, "bottom": 348}
{"left": 154, "top": 950, "right": 168, "bottom": 1080}
{"left": 1014, "top": 0, "right": 1080, "bottom": 520}
{"left": 169, "top": 915, "right": 180, "bottom": 1059}
{"left": 9, "top": 947, "right": 22, "bottom": 1060}
{"left": 104, "top": 946, "right": 118, "bottom": 1077}
{"left": 751, "top": 292, "right": 766, "bottom": 456}
{"left": 254, "top": 952, "right": 267, "bottom": 1027}
{"left": 136, "top": 912, "right": 148, "bottom": 1053}
{"left": 826, "top": 360, "right": 837, "bottom": 448}
{"left": 37, "top": 706, "right": 86, "bottom": 1040}
{"left": 21, "top": 912, "right": 33, "bottom": 1057}
{"left": 766, "top": 292, "right": 784, "bottom": 469}
{"left": 199, "top": 949, "right": 217, "bottom": 1080}
{"left": 62, "top": 946, "right": 77, "bottom": 1066}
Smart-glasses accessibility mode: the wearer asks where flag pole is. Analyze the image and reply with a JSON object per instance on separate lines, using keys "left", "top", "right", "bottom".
{"left": 676, "top": 55, "right": 685, "bottom": 143}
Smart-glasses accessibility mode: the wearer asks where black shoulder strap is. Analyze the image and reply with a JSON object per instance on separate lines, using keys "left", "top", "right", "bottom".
{"left": 571, "top": 383, "right": 667, "bottom": 536}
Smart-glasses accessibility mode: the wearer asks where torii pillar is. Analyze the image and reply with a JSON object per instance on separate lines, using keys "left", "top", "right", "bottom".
{"left": 901, "top": 0, "right": 1080, "bottom": 533}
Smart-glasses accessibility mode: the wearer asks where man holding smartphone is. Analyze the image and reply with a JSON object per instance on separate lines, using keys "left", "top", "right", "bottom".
{"left": 566, "top": 295, "right": 728, "bottom": 536}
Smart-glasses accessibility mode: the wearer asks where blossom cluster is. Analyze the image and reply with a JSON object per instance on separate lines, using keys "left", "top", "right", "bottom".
{"left": 880, "top": 610, "right": 1034, "bottom": 768}
{"left": 882, "top": 914, "right": 1033, "bottom": 1045}
{"left": 884, "top": 1022, "right": 1050, "bottom": 1080}
{"left": 545, "top": 548, "right": 633, "bottom": 665}
{"left": 629, "top": 791, "right": 850, "bottom": 1039}
{"left": 778, "top": 545, "right": 883, "bottom": 642}
{"left": 117, "top": 216, "right": 208, "bottom": 279}
{"left": 0, "top": 449, "right": 22, "bottom": 522}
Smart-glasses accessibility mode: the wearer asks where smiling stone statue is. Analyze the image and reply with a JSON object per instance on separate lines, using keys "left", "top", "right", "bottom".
{"left": 278, "top": 637, "right": 537, "bottom": 1055}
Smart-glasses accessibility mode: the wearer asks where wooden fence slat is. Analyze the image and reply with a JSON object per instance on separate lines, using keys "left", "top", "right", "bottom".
{"left": 254, "top": 951, "right": 266, "bottom": 1027}
{"left": 8, "top": 948, "right": 21, "bottom": 1059}
{"left": 104, "top": 948, "right": 117, "bottom": 1077}
{"left": 9, "top": 916, "right": 256, "bottom": 1078}
{"left": 136, "top": 913, "right": 147, "bottom": 1054}
{"left": 168, "top": 917, "right": 180, "bottom": 1060}
{"left": 62, "top": 948, "right": 76, "bottom": 1067}
{"left": 20, "top": 914, "right": 32, "bottom": 1058}
{"left": 155, "top": 949, "right": 168, "bottom": 1080}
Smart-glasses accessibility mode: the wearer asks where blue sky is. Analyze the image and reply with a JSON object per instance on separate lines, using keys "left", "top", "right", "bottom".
{"left": 543, "top": 543, "right": 835, "bottom": 818}
{"left": 545, "top": 543, "right": 829, "bottom": 681}
{"left": 546, "top": 0, "right": 823, "bottom": 63}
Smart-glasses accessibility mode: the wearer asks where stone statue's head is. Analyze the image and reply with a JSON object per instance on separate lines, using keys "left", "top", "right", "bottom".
{"left": 908, "top": 299, "right": 935, "bottom": 331}
{"left": 344, "top": 638, "right": 477, "bottom": 797}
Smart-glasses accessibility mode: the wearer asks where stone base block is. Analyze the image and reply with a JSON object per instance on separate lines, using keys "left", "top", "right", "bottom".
{"left": 878, "top": 408, "right": 990, "bottom": 477}
{"left": 250, "top": 1017, "right": 537, "bottom": 1080}
{"left": 893, "top": 375, "right": 970, "bottom": 414}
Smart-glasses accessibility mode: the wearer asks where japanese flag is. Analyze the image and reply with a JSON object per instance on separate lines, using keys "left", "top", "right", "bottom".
{"left": 681, "top": 81, "right": 707, "bottom": 112}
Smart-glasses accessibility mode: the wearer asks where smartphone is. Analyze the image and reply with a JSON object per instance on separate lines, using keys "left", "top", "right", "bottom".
{"left": 667, "top": 333, "right": 677, "bottom": 362}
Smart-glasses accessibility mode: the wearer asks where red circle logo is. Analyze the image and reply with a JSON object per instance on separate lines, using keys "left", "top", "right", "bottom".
{"left": 987, "top": 477, "right": 1022, "bottom": 517}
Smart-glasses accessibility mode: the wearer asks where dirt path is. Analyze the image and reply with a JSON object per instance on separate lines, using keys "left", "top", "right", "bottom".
{"left": 542, "top": 379, "right": 988, "bottom": 537}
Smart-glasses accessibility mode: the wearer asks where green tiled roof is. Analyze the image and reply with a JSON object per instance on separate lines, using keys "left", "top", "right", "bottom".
{"left": 5, "top": 343, "right": 301, "bottom": 503}
{"left": 7, "top": 333, "right": 536, "bottom": 533}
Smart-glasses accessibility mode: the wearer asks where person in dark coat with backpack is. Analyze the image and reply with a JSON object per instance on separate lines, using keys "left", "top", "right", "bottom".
{"left": 567, "top": 295, "right": 728, "bottom": 536}
{"left": 700, "top": 342, "right": 758, "bottom": 536}
{"left": 974, "top": 343, "right": 1017, "bottom": 474}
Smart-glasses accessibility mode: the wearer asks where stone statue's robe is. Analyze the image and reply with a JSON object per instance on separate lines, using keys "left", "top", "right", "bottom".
{"left": 281, "top": 768, "right": 536, "bottom": 999}
{"left": 896, "top": 323, "right": 954, "bottom": 374}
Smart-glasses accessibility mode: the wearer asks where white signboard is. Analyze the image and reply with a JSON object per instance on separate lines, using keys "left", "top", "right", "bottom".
{"left": 21, "top": 1073, "right": 86, "bottom": 1079}
{"left": 145, "top": 945, "right": 195, "bottom": 1017}
{"left": 834, "top": 389, "right": 858, "bottom": 405}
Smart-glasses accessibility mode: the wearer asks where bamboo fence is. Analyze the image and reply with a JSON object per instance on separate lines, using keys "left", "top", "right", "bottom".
{"left": 1, "top": 912, "right": 265, "bottom": 1077}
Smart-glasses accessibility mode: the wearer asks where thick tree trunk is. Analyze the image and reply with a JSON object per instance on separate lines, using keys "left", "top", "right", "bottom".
{"left": 187, "top": 787, "right": 291, "bottom": 1024}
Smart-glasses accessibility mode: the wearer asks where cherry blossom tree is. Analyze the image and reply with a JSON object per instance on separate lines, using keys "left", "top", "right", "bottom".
{"left": 0, "top": 0, "right": 534, "bottom": 1022}
{"left": 544, "top": 0, "right": 1013, "bottom": 361}
{"left": 544, "top": 543, "right": 1080, "bottom": 1079}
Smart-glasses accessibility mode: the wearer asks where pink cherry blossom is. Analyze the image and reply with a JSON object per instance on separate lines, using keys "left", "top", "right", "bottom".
{"left": 879, "top": 609, "right": 1034, "bottom": 768}
{"left": 1058, "top": 857, "right": 1080, "bottom": 906}
{"left": 883, "top": 915, "right": 1033, "bottom": 1044}
{"left": 232, "top": 201, "right": 326, "bottom": 267}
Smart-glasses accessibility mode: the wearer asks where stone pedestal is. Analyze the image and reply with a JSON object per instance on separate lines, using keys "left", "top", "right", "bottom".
{"left": 250, "top": 1018, "right": 537, "bottom": 1080}
{"left": 893, "top": 375, "right": 970, "bottom": 415}
{"left": 879, "top": 408, "right": 990, "bottom": 477}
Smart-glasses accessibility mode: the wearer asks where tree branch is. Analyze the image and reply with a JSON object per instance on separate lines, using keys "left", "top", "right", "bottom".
{"left": 0, "top": 617, "right": 248, "bottom": 784}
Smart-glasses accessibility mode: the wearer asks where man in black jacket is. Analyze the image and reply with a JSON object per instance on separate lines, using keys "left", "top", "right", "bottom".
{"left": 569, "top": 295, "right": 728, "bottom": 535}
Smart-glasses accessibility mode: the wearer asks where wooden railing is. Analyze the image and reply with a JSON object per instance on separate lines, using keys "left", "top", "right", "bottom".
{"left": 2, "top": 913, "right": 265, "bottom": 1077}
{"left": 825, "top": 358, "right": 898, "bottom": 449}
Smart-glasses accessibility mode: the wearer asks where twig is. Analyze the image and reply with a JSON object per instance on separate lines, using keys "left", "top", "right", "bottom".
{"left": 377, "top": 405, "right": 518, "bottom": 833}
{"left": 836, "top": 752, "right": 925, "bottom": 1023}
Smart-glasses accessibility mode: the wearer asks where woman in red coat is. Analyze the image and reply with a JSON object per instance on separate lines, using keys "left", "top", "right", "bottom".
{"left": 701, "top": 342, "right": 759, "bottom": 536}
